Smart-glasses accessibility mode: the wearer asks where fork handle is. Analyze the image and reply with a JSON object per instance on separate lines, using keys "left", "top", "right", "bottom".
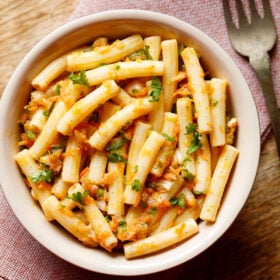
{"left": 249, "top": 52, "right": 280, "bottom": 158}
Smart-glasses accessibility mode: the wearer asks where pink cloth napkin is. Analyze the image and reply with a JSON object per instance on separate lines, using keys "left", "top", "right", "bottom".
{"left": 0, "top": 1, "right": 279, "bottom": 279}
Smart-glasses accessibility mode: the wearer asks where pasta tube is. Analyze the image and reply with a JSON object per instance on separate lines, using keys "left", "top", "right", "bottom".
{"left": 89, "top": 98, "right": 154, "bottom": 151}
{"left": 67, "top": 34, "right": 144, "bottom": 71}
{"left": 15, "top": 149, "right": 51, "bottom": 218}
{"left": 124, "top": 218, "right": 198, "bottom": 259}
{"left": 200, "top": 145, "right": 238, "bottom": 222}
{"left": 32, "top": 56, "right": 67, "bottom": 90}
{"left": 57, "top": 80, "right": 120, "bottom": 135}
{"left": 126, "top": 121, "right": 151, "bottom": 182}
{"left": 209, "top": 78, "right": 227, "bottom": 147}
{"left": 124, "top": 131, "right": 165, "bottom": 206}
{"left": 43, "top": 195, "right": 97, "bottom": 247}
{"left": 181, "top": 47, "right": 212, "bottom": 133}
{"left": 161, "top": 39, "right": 178, "bottom": 112}
{"left": 85, "top": 60, "right": 164, "bottom": 86}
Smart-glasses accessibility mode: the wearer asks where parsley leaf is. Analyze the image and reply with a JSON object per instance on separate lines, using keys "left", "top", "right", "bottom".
{"left": 170, "top": 193, "right": 186, "bottom": 209}
{"left": 68, "top": 190, "right": 89, "bottom": 205}
{"left": 129, "top": 45, "right": 153, "bottom": 60}
{"left": 147, "top": 207, "right": 157, "bottom": 215}
{"left": 148, "top": 77, "right": 162, "bottom": 102}
{"left": 130, "top": 179, "right": 142, "bottom": 192}
{"left": 106, "top": 138, "right": 126, "bottom": 151}
{"left": 26, "top": 130, "right": 36, "bottom": 140}
{"left": 68, "top": 70, "right": 89, "bottom": 86}
{"left": 43, "top": 102, "right": 55, "bottom": 117}
{"left": 162, "top": 132, "right": 176, "bottom": 142}
{"left": 31, "top": 168, "right": 53, "bottom": 183}
{"left": 185, "top": 123, "right": 202, "bottom": 154}
{"left": 107, "top": 152, "right": 127, "bottom": 163}
{"left": 54, "top": 84, "right": 61, "bottom": 96}
{"left": 118, "top": 220, "right": 127, "bottom": 229}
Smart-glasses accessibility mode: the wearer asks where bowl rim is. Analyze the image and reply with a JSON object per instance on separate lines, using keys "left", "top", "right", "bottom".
{"left": 0, "top": 9, "right": 261, "bottom": 276}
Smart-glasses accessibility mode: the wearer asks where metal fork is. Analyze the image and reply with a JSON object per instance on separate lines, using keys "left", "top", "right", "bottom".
{"left": 222, "top": 0, "right": 280, "bottom": 157}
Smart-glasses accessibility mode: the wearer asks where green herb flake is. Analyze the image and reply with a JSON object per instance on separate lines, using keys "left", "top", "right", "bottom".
{"left": 147, "top": 207, "right": 157, "bottom": 215}
{"left": 178, "top": 44, "right": 186, "bottom": 55}
{"left": 118, "top": 220, "right": 127, "bottom": 229}
{"left": 26, "top": 130, "right": 36, "bottom": 140}
{"left": 107, "top": 152, "right": 127, "bottom": 163}
{"left": 138, "top": 45, "right": 153, "bottom": 60}
{"left": 106, "top": 138, "right": 126, "bottom": 151}
{"left": 67, "top": 190, "right": 89, "bottom": 205}
{"left": 54, "top": 84, "right": 61, "bottom": 96}
{"left": 185, "top": 123, "right": 202, "bottom": 154}
{"left": 96, "top": 187, "right": 104, "bottom": 198}
{"left": 162, "top": 132, "right": 176, "bottom": 142}
{"left": 182, "top": 168, "right": 195, "bottom": 181}
{"left": 170, "top": 193, "right": 186, "bottom": 209}
{"left": 68, "top": 70, "right": 89, "bottom": 86}
{"left": 211, "top": 97, "right": 218, "bottom": 107}
{"left": 104, "top": 214, "right": 112, "bottom": 223}
{"left": 43, "top": 102, "right": 55, "bottom": 117}
{"left": 148, "top": 77, "right": 162, "bottom": 102}
{"left": 130, "top": 179, "right": 142, "bottom": 192}
{"left": 115, "top": 64, "right": 121, "bottom": 70}
{"left": 129, "top": 45, "right": 153, "bottom": 60}
{"left": 31, "top": 168, "right": 53, "bottom": 183}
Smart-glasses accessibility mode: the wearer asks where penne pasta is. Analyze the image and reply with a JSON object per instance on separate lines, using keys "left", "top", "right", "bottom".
{"left": 85, "top": 60, "right": 164, "bottom": 86}
{"left": 181, "top": 47, "right": 212, "bottom": 133}
{"left": 57, "top": 80, "right": 120, "bottom": 135}
{"left": 200, "top": 145, "right": 238, "bottom": 222}
{"left": 161, "top": 39, "right": 178, "bottom": 112}
{"left": 209, "top": 78, "right": 227, "bottom": 147}
{"left": 89, "top": 98, "right": 154, "bottom": 151}
{"left": 67, "top": 34, "right": 144, "bottom": 71}
{"left": 124, "top": 131, "right": 165, "bottom": 206}
{"left": 124, "top": 218, "right": 198, "bottom": 259}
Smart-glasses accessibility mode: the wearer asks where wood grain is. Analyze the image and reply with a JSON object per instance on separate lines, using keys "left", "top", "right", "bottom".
{"left": 0, "top": 0, "right": 279, "bottom": 279}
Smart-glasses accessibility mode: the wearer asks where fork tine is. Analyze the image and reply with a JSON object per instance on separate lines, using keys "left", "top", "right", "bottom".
{"left": 222, "top": 0, "right": 236, "bottom": 32}
{"left": 263, "top": 0, "right": 274, "bottom": 20}
{"left": 236, "top": 0, "right": 248, "bottom": 27}
{"left": 248, "top": 0, "right": 259, "bottom": 19}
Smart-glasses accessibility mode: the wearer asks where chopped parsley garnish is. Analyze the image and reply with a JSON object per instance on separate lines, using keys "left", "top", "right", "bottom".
{"left": 68, "top": 70, "right": 89, "bottom": 86}
{"left": 162, "top": 132, "right": 176, "bottom": 142}
{"left": 54, "top": 84, "right": 61, "bottom": 96}
{"left": 68, "top": 190, "right": 89, "bottom": 205}
{"left": 43, "top": 102, "right": 55, "bottom": 117}
{"left": 26, "top": 130, "right": 36, "bottom": 140}
{"left": 130, "top": 179, "right": 142, "bottom": 192}
{"left": 115, "top": 64, "right": 121, "bottom": 70}
{"left": 182, "top": 168, "right": 195, "bottom": 181}
{"left": 96, "top": 187, "right": 104, "bottom": 198}
{"left": 148, "top": 77, "right": 162, "bottom": 102}
{"left": 31, "top": 168, "right": 53, "bottom": 183}
{"left": 129, "top": 45, "right": 153, "bottom": 60}
{"left": 138, "top": 45, "right": 153, "bottom": 60}
{"left": 106, "top": 137, "right": 126, "bottom": 151}
{"left": 178, "top": 43, "right": 186, "bottom": 55}
{"left": 104, "top": 214, "right": 112, "bottom": 223}
{"left": 147, "top": 207, "right": 157, "bottom": 215}
{"left": 118, "top": 220, "right": 127, "bottom": 229}
{"left": 211, "top": 97, "right": 218, "bottom": 107}
{"left": 107, "top": 152, "right": 127, "bottom": 163}
{"left": 170, "top": 193, "right": 186, "bottom": 209}
{"left": 185, "top": 123, "right": 202, "bottom": 154}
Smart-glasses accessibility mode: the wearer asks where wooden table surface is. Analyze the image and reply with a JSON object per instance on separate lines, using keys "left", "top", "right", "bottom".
{"left": 0, "top": 1, "right": 279, "bottom": 279}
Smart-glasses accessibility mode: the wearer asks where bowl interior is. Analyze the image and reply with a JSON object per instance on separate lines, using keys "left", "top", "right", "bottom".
{"left": 0, "top": 10, "right": 260, "bottom": 276}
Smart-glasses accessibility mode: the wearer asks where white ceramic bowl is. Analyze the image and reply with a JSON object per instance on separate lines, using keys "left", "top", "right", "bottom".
{"left": 0, "top": 10, "right": 260, "bottom": 276}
